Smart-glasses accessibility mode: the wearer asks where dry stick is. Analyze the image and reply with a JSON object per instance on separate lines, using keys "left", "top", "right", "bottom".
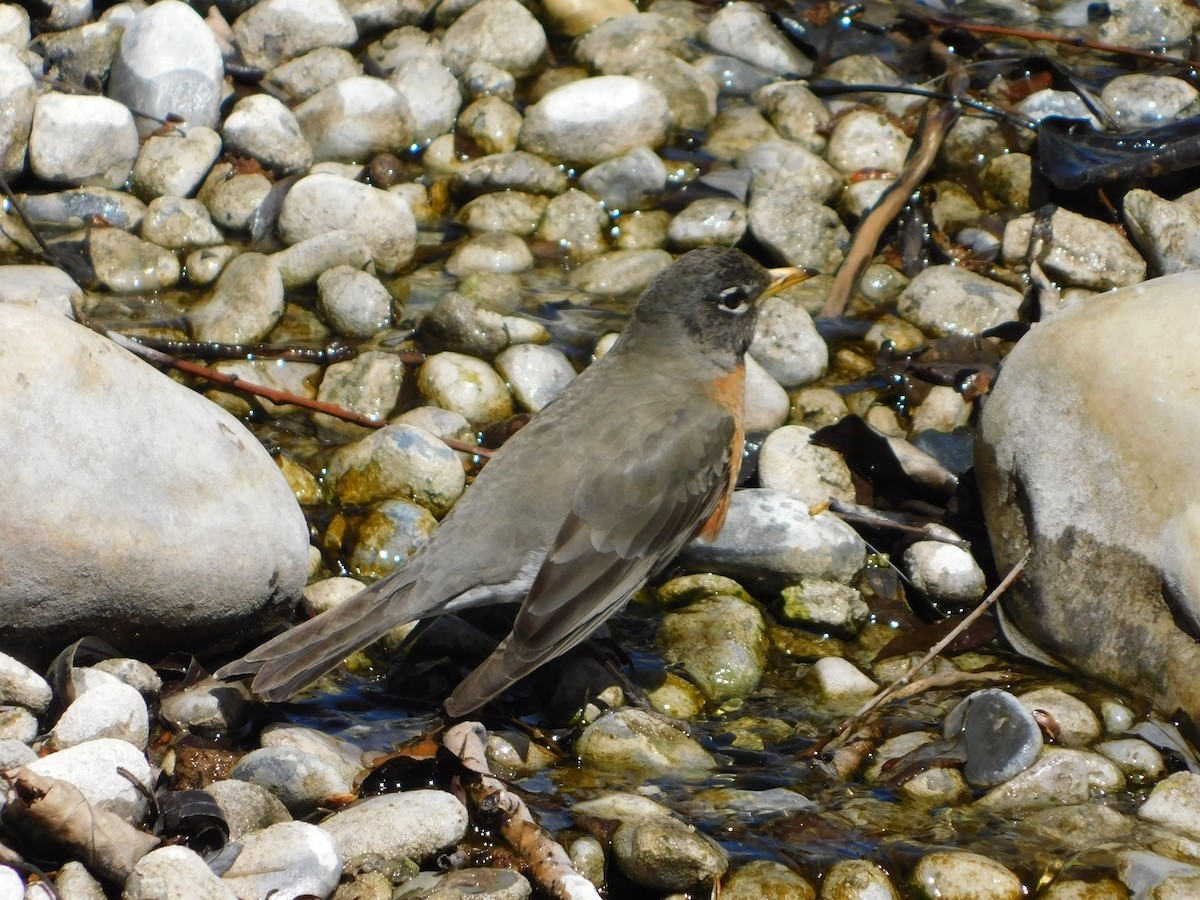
{"left": 106, "top": 331, "right": 494, "bottom": 459}
{"left": 806, "top": 549, "right": 1031, "bottom": 758}
{"left": 443, "top": 722, "right": 601, "bottom": 900}
{"left": 922, "top": 15, "right": 1197, "bottom": 68}
{"left": 818, "top": 98, "right": 962, "bottom": 320}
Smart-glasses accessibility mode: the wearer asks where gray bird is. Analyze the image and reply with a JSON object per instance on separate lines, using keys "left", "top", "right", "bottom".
{"left": 218, "top": 247, "right": 803, "bottom": 716}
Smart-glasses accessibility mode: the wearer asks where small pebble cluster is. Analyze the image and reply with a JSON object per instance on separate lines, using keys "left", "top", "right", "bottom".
{"left": 5, "top": 0, "right": 1200, "bottom": 897}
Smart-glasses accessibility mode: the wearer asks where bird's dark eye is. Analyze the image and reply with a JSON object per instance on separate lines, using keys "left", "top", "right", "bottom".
{"left": 717, "top": 285, "right": 752, "bottom": 313}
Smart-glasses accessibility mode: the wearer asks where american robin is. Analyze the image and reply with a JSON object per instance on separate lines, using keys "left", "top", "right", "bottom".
{"left": 218, "top": 247, "right": 805, "bottom": 716}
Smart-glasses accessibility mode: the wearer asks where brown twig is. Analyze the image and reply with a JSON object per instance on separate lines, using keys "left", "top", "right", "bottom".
{"left": 920, "top": 15, "right": 1198, "bottom": 68}
{"left": 805, "top": 549, "right": 1031, "bottom": 757}
{"left": 818, "top": 98, "right": 962, "bottom": 319}
{"left": 105, "top": 331, "right": 494, "bottom": 458}
{"left": 444, "top": 722, "right": 601, "bottom": 900}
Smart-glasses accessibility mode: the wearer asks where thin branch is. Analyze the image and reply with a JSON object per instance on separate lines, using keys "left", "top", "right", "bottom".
{"left": 444, "top": 722, "right": 601, "bottom": 900}
{"left": 805, "top": 549, "right": 1031, "bottom": 757}
{"left": 106, "top": 331, "right": 494, "bottom": 458}
{"left": 818, "top": 97, "right": 962, "bottom": 319}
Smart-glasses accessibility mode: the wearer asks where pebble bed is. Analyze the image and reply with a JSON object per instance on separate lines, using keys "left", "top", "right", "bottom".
{"left": 4, "top": 0, "right": 1200, "bottom": 898}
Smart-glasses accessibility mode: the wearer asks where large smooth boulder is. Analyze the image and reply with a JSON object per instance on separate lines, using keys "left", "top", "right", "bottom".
{"left": 0, "top": 305, "right": 309, "bottom": 664}
{"left": 977, "top": 271, "right": 1200, "bottom": 726}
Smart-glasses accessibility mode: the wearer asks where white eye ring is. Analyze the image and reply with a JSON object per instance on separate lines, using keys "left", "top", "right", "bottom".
{"left": 717, "top": 285, "right": 753, "bottom": 314}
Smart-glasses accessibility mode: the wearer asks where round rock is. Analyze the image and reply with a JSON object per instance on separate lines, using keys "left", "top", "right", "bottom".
{"left": 106, "top": 0, "right": 223, "bottom": 136}
{"left": 0, "top": 307, "right": 308, "bottom": 662}
{"left": 29, "top": 92, "right": 138, "bottom": 188}
{"left": 494, "top": 343, "right": 576, "bottom": 412}
{"left": 520, "top": 76, "right": 670, "bottom": 165}
{"left": 277, "top": 173, "right": 417, "bottom": 272}
{"left": 418, "top": 351, "right": 514, "bottom": 424}
{"left": 320, "top": 790, "right": 468, "bottom": 861}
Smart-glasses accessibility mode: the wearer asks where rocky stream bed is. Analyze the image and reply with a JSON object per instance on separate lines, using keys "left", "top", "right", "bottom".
{"left": 6, "top": 0, "right": 1200, "bottom": 897}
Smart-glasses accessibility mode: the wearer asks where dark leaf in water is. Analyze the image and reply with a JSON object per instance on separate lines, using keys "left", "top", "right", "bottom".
{"left": 1037, "top": 115, "right": 1200, "bottom": 190}
{"left": 48, "top": 636, "right": 126, "bottom": 706}
{"left": 155, "top": 789, "right": 229, "bottom": 857}
{"left": 880, "top": 737, "right": 968, "bottom": 787}
{"left": 812, "top": 415, "right": 959, "bottom": 502}
{"left": 873, "top": 613, "right": 999, "bottom": 661}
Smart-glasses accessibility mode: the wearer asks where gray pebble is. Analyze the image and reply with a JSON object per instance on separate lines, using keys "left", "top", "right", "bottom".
{"left": 199, "top": 168, "right": 273, "bottom": 233}
{"left": 1001, "top": 207, "right": 1146, "bottom": 291}
{"left": 317, "top": 265, "right": 393, "bottom": 338}
{"left": 158, "top": 678, "right": 252, "bottom": 738}
{"left": 455, "top": 150, "right": 570, "bottom": 196}
{"left": 20, "top": 187, "right": 146, "bottom": 232}
{"left": 576, "top": 708, "right": 716, "bottom": 774}
{"left": 222, "top": 94, "right": 313, "bottom": 176}
{"left": 701, "top": 2, "right": 811, "bottom": 77}
{"left": 221, "top": 821, "right": 342, "bottom": 900}
{"left": 569, "top": 248, "right": 672, "bottom": 295}
{"left": 521, "top": 76, "right": 670, "bottom": 165}
{"left": 25, "top": 738, "right": 154, "bottom": 822}
{"left": 442, "top": 0, "right": 546, "bottom": 76}
{"left": 911, "top": 851, "right": 1021, "bottom": 900}
{"left": 445, "top": 231, "right": 534, "bottom": 276}
{"left": 777, "top": 580, "right": 868, "bottom": 637}
{"left": 418, "top": 351, "right": 515, "bottom": 424}
{"left": 389, "top": 56, "right": 461, "bottom": 146}
{"left": 232, "top": 0, "right": 358, "bottom": 70}
{"left": 189, "top": 252, "right": 284, "bottom": 343}
{"left": 896, "top": 265, "right": 1022, "bottom": 337}
{"left": 267, "top": 46, "right": 363, "bottom": 100}
{"left": 48, "top": 667, "right": 149, "bottom": 750}
{"left": 273, "top": 229, "right": 374, "bottom": 289}
{"left": 278, "top": 172, "right": 417, "bottom": 272}
{"left": 748, "top": 193, "right": 848, "bottom": 274}
{"left": 204, "top": 779, "right": 292, "bottom": 841}
{"left": 0, "top": 653, "right": 50, "bottom": 715}
{"left": 314, "top": 349, "right": 406, "bottom": 439}
{"left": 945, "top": 689, "right": 1042, "bottom": 787}
{"left": 231, "top": 746, "right": 353, "bottom": 816}
{"left": 902, "top": 540, "right": 986, "bottom": 606}
{"left": 320, "top": 790, "right": 469, "bottom": 861}
{"left": 124, "top": 846, "right": 237, "bottom": 900}
{"left": 29, "top": 93, "right": 138, "bottom": 188}
{"left": 131, "top": 126, "right": 222, "bottom": 201}
{"left": 659, "top": 595, "right": 766, "bottom": 702}
{"left": 494, "top": 343, "right": 576, "bottom": 412}
{"left": 578, "top": 146, "right": 668, "bottom": 211}
{"left": 740, "top": 139, "right": 841, "bottom": 204}
{"left": 538, "top": 188, "right": 610, "bottom": 258}
{"left": 140, "top": 196, "right": 223, "bottom": 250}
{"left": 612, "top": 815, "right": 728, "bottom": 891}
{"left": 295, "top": 76, "right": 415, "bottom": 163}
{"left": 325, "top": 422, "right": 466, "bottom": 514}
{"left": 107, "top": 1, "right": 223, "bottom": 137}
{"left": 682, "top": 489, "right": 865, "bottom": 584}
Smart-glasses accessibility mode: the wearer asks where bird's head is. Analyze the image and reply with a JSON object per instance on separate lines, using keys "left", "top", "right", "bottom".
{"left": 627, "top": 247, "right": 810, "bottom": 364}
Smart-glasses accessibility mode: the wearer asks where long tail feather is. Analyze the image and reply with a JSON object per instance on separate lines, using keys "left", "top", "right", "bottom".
{"left": 216, "top": 575, "right": 425, "bottom": 701}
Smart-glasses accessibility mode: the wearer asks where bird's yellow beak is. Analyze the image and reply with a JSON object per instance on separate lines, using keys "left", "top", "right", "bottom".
{"left": 763, "top": 266, "right": 815, "bottom": 298}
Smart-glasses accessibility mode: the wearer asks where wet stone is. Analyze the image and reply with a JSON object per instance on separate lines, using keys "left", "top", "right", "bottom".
{"left": 158, "top": 678, "right": 252, "bottom": 738}
{"left": 222, "top": 94, "right": 313, "bottom": 176}
{"left": 700, "top": 1, "right": 811, "bottom": 77}
{"left": 577, "top": 146, "right": 668, "bottom": 212}
{"left": 976, "top": 748, "right": 1092, "bottom": 812}
{"left": 804, "top": 656, "right": 877, "bottom": 701}
{"left": 460, "top": 191, "right": 548, "bottom": 236}
{"left": 537, "top": 188, "right": 609, "bottom": 259}
{"left": 274, "top": 230, "right": 375, "bottom": 289}
{"left": 1122, "top": 188, "right": 1200, "bottom": 276}
{"left": 1138, "top": 771, "right": 1200, "bottom": 840}
{"left": 911, "top": 851, "right": 1022, "bottom": 900}
{"left": 1017, "top": 687, "right": 1102, "bottom": 747}
{"left": 418, "top": 351, "right": 514, "bottom": 424}
{"left": 825, "top": 109, "right": 912, "bottom": 175}
{"left": 903, "top": 540, "right": 987, "bottom": 607}
{"left": 454, "top": 150, "right": 570, "bottom": 196}
{"left": 316, "top": 265, "right": 393, "bottom": 338}
{"left": 748, "top": 193, "right": 849, "bottom": 274}
{"left": 221, "top": 821, "right": 343, "bottom": 900}
{"left": 199, "top": 169, "right": 273, "bottom": 233}
{"left": 569, "top": 248, "right": 673, "bottom": 296}
{"left": 896, "top": 265, "right": 1022, "bottom": 337}
{"left": 445, "top": 231, "right": 534, "bottom": 276}
{"left": 1001, "top": 207, "right": 1147, "bottom": 291}
{"left": 521, "top": 76, "right": 671, "bottom": 165}
{"left": 612, "top": 814, "right": 728, "bottom": 892}
{"left": 681, "top": 489, "right": 866, "bottom": 585}
{"left": 349, "top": 499, "right": 438, "bottom": 581}
{"left": 667, "top": 197, "right": 748, "bottom": 249}
{"left": 821, "top": 859, "right": 900, "bottom": 900}
{"left": 205, "top": 778, "right": 293, "bottom": 841}
{"left": 659, "top": 595, "right": 767, "bottom": 702}
{"left": 324, "top": 422, "right": 466, "bottom": 515}
{"left": 777, "top": 580, "right": 868, "bottom": 638}
{"left": 140, "top": 196, "right": 223, "bottom": 250}
{"left": 389, "top": 56, "right": 461, "bottom": 147}
{"left": 20, "top": 187, "right": 146, "bottom": 232}
{"left": 944, "top": 688, "right": 1043, "bottom": 787}
{"left": 753, "top": 81, "right": 830, "bottom": 153}
{"left": 394, "top": 868, "right": 531, "bottom": 899}
{"left": 230, "top": 746, "right": 352, "bottom": 817}
{"left": 494, "top": 343, "right": 576, "bottom": 413}
{"left": 320, "top": 790, "right": 468, "bottom": 862}
{"left": 757, "top": 424, "right": 854, "bottom": 507}
{"left": 441, "top": 0, "right": 547, "bottom": 76}
{"left": 189, "top": 252, "right": 284, "bottom": 344}
{"left": 125, "top": 846, "right": 237, "bottom": 900}
{"left": 575, "top": 708, "right": 716, "bottom": 775}
{"left": 458, "top": 95, "right": 524, "bottom": 155}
